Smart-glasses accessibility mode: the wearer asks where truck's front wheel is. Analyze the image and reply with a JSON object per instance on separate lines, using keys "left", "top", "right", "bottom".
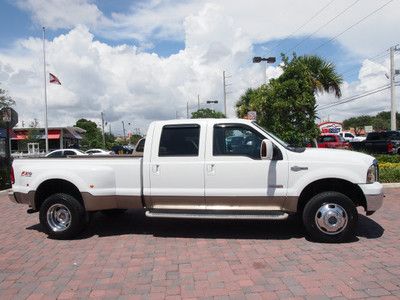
{"left": 302, "top": 192, "right": 358, "bottom": 243}
{"left": 39, "top": 193, "right": 87, "bottom": 239}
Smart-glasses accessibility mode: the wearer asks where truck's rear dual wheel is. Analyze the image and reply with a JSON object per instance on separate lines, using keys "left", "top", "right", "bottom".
{"left": 39, "top": 193, "right": 87, "bottom": 239}
{"left": 302, "top": 192, "right": 358, "bottom": 243}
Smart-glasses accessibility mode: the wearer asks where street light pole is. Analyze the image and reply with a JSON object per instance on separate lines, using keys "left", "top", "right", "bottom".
{"left": 252, "top": 56, "right": 276, "bottom": 85}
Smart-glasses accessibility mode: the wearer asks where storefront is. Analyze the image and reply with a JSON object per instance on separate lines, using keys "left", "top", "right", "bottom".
{"left": 10, "top": 126, "right": 86, "bottom": 156}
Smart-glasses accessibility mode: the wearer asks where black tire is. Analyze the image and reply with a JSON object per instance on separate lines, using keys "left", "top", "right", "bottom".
{"left": 39, "top": 193, "right": 87, "bottom": 239}
{"left": 100, "top": 209, "right": 127, "bottom": 217}
{"left": 302, "top": 191, "right": 358, "bottom": 243}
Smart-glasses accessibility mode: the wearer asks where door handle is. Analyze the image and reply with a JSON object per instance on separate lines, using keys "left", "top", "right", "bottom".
{"left": 152, "top": 164, "right": 160, "bottom": 175}
{"left": 291, "top": 166, "right": 308, "bottom": 172}
{"left": 207, "top": 164, "right": 215, "bottom": 174}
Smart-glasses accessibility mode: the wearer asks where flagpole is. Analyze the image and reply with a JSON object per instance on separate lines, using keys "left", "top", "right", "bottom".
{"left": 42, "top": 26, "right": 49, "bottom": 153}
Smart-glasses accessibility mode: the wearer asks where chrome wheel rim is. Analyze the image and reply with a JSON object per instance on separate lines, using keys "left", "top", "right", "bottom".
{"left": 315, "top": 203, "right": 347, "bottom": 235}
{"left": 47, "top": 204, "right": 71, "bottom": 232}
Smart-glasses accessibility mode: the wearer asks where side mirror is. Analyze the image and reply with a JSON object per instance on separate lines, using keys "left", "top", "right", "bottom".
{"left": 260, "top": 139, "right": 273, "bottom": 160}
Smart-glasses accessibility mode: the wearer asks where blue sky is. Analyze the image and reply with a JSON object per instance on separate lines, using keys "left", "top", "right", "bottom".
{"left": 0, "top": 0, "right": 398, "bottom": 130}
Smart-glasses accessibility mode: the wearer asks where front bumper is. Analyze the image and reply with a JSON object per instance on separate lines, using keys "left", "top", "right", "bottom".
{"left": 358, "top": 182, "right": 384, "bottom": 214}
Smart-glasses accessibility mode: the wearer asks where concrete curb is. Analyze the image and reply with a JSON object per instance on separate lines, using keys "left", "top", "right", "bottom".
{"left": 0, "top": 189, "right": 10, "bottom": 195}
{"left": 382, "top": 183, "right": 400, "bottom": 188}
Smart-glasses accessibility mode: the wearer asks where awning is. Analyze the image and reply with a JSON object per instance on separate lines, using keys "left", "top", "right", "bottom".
{"left": 41, "top": 130, "right": 61, "bottom": 140}
{"left": 11, "top": 129, "right": 61, "bottom": 140}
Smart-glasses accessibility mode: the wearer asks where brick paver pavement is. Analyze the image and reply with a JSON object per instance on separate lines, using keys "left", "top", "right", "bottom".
{"left": 0, "top": 188, "right": 399, "bottom": 299}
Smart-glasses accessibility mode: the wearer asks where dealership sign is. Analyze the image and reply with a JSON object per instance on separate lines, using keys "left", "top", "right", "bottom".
{"left": 318, "top": 121, "right": 342, "bottom": 134}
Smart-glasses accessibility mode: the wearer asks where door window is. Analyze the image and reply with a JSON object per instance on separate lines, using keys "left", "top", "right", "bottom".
{"left": 159, "top": 125, "right": 200, "bottom": 157}
{"left": 64, "top": 150, "right": 77, "bottom": 156}
{"left": 213, "top": 125, "right": 263, "bottom": 159}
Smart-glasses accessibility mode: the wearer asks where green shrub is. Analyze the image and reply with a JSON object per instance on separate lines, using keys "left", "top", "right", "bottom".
{"left": 375, "top": 154, "right": 400, "bottom": 163}
{"left": 379, "top": 167, "right": 400, "bottom": 183}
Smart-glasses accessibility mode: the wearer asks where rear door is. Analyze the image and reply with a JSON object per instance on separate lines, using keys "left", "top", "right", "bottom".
{"left": 148, "top": 123, "right": 206, "bottom": 210}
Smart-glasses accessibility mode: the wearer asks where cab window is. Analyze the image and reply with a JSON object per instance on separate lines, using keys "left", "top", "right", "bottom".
{"left": 159, "top": 125, "right": 200, "bottom": 157}
{"left": 213, "top": 124, "right": 263, "bottom": 159}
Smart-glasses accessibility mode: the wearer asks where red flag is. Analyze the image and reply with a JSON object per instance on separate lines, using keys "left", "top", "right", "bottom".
{"left": 49, "top": 73, "right": 61, "bottom": 85}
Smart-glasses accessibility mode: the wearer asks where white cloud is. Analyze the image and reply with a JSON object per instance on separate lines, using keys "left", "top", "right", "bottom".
{"left": 1, "top": 1, "right": 399, "bottom": 135}
{"left": 316, "top": 56, "right": 400, "bottom": 122}
{"left": 15, "top": 0, "right": 400, "bottom": 57}
{"left": 0, "top": 6, "right": 264, "bottom": 133}
{"left": 15, "top": 0, "right": 108, "bottom": 30}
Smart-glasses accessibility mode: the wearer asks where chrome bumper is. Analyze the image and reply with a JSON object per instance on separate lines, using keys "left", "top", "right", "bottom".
{"left": 358, "top": 182, "right": 384, "bottom": 214}
{"left": 8, "top": 191, "right": 35, "bottom": 208}
{"left": 8, "top": 191, "right": 18, "bottom": 203}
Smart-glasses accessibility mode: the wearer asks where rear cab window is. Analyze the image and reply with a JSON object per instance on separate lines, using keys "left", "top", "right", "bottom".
{"left": 158, "top": 124, "right": 200, "bottom": 157}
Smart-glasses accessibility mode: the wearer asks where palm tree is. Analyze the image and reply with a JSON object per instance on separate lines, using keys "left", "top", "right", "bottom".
{"left": 296, "top": 55, "right": 343, "bottom": 98}
{"left": 235, "top": 88, "right": 256, "bottom": 118}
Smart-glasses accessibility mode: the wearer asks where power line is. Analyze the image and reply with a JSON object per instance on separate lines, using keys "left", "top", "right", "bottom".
{"left": 286, "top": 0, "right": 361, "bottom": 53}
{"left": 340, "top": 49, "right": 390, "bottom": 77}
{"left": 312, "top": 0, "right": 396, "bottom": 52}
{"left": 270, "top": 0, "right": 336, "bottom": 53}
{"left": 317, "top": 84, "right": 390, "bottom": 111}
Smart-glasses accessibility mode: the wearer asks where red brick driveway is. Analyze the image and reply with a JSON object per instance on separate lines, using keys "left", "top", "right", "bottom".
{"left": 0, "top": 188, "right": 399, "bottom": 299}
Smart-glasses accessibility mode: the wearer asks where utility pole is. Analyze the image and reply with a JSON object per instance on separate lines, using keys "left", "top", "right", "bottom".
{"left": 197, "top": 94, "right": 200, "bottom": 110}
{"left": 122, "top": 121, "right": 126, "bottom": 142}
{"left": 390, "top": 45, "right": 400, "bottom": 130}
{"left": 187, "top": 102, "right": 189, "bottom": 119}
{"left": 101, "top": 112, "right": 106, "bottom": 149}
{"left": 223, "top": 71, "right": 227, "bottom": 116}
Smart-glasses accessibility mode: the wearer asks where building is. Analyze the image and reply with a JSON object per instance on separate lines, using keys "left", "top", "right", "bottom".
{"left": 10, "top": 126, "right": 86, "bottom": 156}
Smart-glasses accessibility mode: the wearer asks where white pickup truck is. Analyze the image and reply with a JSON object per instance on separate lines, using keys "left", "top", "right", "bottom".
{"left": 9, "top": 119, "right": 383, "bottom": 242}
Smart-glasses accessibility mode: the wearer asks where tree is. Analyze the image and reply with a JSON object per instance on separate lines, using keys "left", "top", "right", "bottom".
{"left": 342, "top": 116, "right": 373, "bottom": 135}
{"left": 0, "top": 88, "right": 15, "bottom": 109}
{"left": 342, "top": 111, "right": 400, "bottom": 133}
{"left": 293, "top": 55, "right": 343, "bottom": 98}
{"left": 191, "top": 108, "right": 225, "bottom": 119}
{"left": 236, "top": 54, "right": 342, "bottom": 145}
{"left": 75, "top": 119, "right": 103, "bottom": 150}
{"left": 129, "top": 134, "right": 143, "bottom": 145}
{"left": 236, "top": 88, "right": 257, "bottom": 118}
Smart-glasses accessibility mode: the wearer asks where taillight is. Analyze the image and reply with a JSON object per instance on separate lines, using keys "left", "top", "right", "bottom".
{"left": 387, "top": 142, "right": 393, "bottom": 153}
{"left": 10, "top": 166, "right": 15, "bottom": 185}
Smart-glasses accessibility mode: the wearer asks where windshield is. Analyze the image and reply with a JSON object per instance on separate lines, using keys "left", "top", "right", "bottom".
{"left": 252, "top": 122, "right": 289, "bottom": 148}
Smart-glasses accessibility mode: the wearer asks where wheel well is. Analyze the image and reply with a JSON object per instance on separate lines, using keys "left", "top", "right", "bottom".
{"left": 35, "top": 179, "right": 83, "bottom": 210}
{"left": 297, "top": 178, "right": 366, "bottom": 213}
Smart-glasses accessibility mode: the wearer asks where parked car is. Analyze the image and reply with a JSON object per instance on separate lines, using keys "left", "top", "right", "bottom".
{"left": 338, "top": 132, "right": 366, "bottom": 142}
{"left": 85, "top": 149, "right": 114, "bottom": 155}
{"left": 9, "top": 119, "right": 383, "bottom": 242}
{"left": 132, "top": 138, "right": 145, "bottom": 157}
{"left": 350, "top": 131, "right": 400, "bottom": 154}
{"left": 111, "top": 145, "right": 133, "bottom": 154}
{"left": 45, "top": 149, "right": 87, "bottom": 157}
{"left": 317, "top": 134, "right": 349, "bottom": 149}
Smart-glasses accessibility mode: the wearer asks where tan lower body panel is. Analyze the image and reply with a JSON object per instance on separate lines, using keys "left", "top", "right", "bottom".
{"left": 149, "top": 195, "right": 298, "bottom": 212}
{"left": 81, "top": 193, "right": 143, "bottom": 211}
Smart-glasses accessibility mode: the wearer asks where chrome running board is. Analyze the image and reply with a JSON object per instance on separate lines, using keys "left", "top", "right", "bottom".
{"left": 145, "top": 210, "right": 289, "bottom": 220}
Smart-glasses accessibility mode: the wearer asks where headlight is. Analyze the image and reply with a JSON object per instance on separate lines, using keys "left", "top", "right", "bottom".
{"left": 367, "top": 161, "right": 379, "bottom": 183}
